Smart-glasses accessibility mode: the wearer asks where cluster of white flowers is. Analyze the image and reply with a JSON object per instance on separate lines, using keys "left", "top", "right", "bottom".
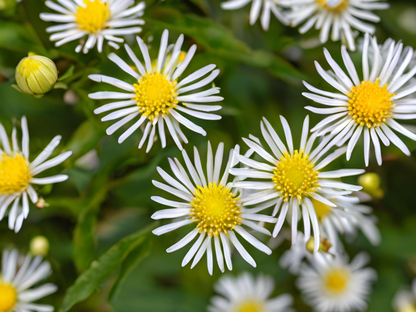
{"left": 2, "top": 0, "right": 415, "bottom": 311}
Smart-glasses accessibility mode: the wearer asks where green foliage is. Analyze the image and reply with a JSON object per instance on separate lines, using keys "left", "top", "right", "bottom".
{"left": 0, "top": 0, "right": 416, "bottom": 312}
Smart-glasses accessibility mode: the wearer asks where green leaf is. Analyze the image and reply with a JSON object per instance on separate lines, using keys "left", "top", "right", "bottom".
{"left": 58, "top": 65, "right": 75, "bottom": 81}
{"left": 60, "top": 223, "right": 157, "bottom": 312}
{"left": 144, "top": 9, "right": 304, "bottom": 83}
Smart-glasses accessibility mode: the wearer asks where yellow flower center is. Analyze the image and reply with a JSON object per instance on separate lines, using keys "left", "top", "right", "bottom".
{"left": 236, "top": 300, "right": 264, "bottom": 312}
{"left": 312, "top": 198, "right": 333, "bottom": 221}
{"left": 75, "top": 0, "right": 110, "bottom": 34}
{"left": 133, "top": 72, "right": 178, "bottom": 122}
{"left": 348, "top": 79, "right": 395, "bottom": 128}
{"left": 273, "top": 150, "right": 320, "bottom": 202}
{"left": 316, "top": 0, "right": 348, "bottom": 12}
{"left": 190, "top": 183, "right": 242, "bottom": 237}
{"left": 0, "top": 282, "right": 17, "bottom": 312}
{"left": 401, "top": 304, "right": 416, "bottom": 312}
{"left": 324, "top": 268, "right": 350, "bottom": 294}
{"left": 0, "top": 153, "right": 32, "bottom": 196}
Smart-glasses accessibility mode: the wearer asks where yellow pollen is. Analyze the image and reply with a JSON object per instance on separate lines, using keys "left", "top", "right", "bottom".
{"left": 236, "top": 300, "right": 265, "bottom": 312}
{"left": 324, "top": 268, "right": 350, "bottom": 294}
{"left": 75, "top": 0, "right": 110, "bottom": 34}
{"left": 312, "top": 198, "right": 333, "bottom": 221}
{"left": 190, "top": 183, "right": 242, "bottom": 237}
{"left": 348, "top": 79, "right": 395, "bottom": 128}
{"left": 133, "top": 72, "right": 178, "bottom": 122}
{"left": 273, "top": 150, "right": 320, "bottom": 202}
{"left": 0, "top": 153, "right": 32, "bottom": 196}
{"left": 316, "top": 0, "right": 348, "bottom": 11}
{"left": 0, "top": 282, "right": 17, "bottom": 312}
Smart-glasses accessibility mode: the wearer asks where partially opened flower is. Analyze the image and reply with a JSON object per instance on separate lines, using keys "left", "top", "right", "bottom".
{"left": 89, "top": 29, "right": 223, "bottom": 152}
{"left": 393, "top": 280, "right": 416, "bottom": 312}
{"left": 40, "top": 0, "right": 145, "bottom": 53}
{"left": 230, "top": 116, "right": 364, "bottom": 251}
{"left": 0, "top": 117, "right": 72, "bottom": 232}
{"left": 283, "top": 0, "right": 388, "bottom": 50}
{"left": 221, "top": 0, "right": 289, "bottom": 31}
{"left": 151, "top": 142, "right": 275, "bottom": 275}
{"left": 303, "top": 34, "right": 416, "bottom": 166}
{"left": 0, "top": 249, "right": 57, "bottom": 312}
{"left": 208, "top": 272, "right": 294, "bottom": 312}
{"left": 297, "top": 252, "right": 377, "bottom": 312}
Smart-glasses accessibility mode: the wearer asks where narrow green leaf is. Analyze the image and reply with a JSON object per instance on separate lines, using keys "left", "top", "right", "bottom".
{"left": 60, "top": 223, "right": 157, "bottom": 312}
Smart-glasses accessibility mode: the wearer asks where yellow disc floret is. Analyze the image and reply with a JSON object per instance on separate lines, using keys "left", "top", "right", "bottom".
{"left": 0, "top": 282, "right": 17, "bottom": 312}
{"left": 316, "top": 0, "right": 348, "bottom": 12}
{"left": 190, "top": 183, "right": 242, "bottom": 237}
{"left": 134, "top": 72, "right": 178, "bottom": 122}
{"left": 348, "top": 79, "right": 395, "bottom": 128}
{"left": 75, "top": 0, "right": 110, "bottom": 34}
{"left": 401, "top": 304, "right": 416, "bottom": 312}
{"left": 312, "top": 198, "right": 333, "bottom": 221}
{"left": 0, "top": 153, "right": 32, "bottom": 196}
{"left": 273, "top": 150, "right": 320, "bottom": 202}
{"left": 324, "top": 268, "right": 350, "bottom": 294}
{"left": 236, "top": 300, "right": 265, "bottom": 312}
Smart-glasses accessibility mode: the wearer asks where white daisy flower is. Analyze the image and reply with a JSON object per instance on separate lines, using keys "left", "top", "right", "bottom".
{"left": 282, "top": 0, "right": 388, "bottom": 51}
{"left": 297, "top": 252, "right": 377, "bottom": 312}
{"left": 40, "top": 0, "right": 145, "bottom": 53}
{"left": 151, "top": 142, "right": 276, "bottom": 275}
{"left": 393, "top": 280, "right": 416, "bottom": 312}
{"left": 0, "top": 249, "right": 57, "bottom": 312}
{"left": 229, "top": 115, "right": 365, "bottom": 252}
{"left": 0, "top": 117, "right": 72, "bottom": 233}
{"left": 309, "top": 192, "right": 381, "bottom": 250}
{"left": 89, "top": 29, "right": 223, "bottom": 152}
{"left": 208, "top": 272, "right": 294, "bottom": 312}
{"left": 303, "top": 34, "right": 416, "bottom": 166}
{"left": 279, "top": 232, "right": 310, "bottom": 274}
{"left": 221, "top": 0, "right": 289, "bottom": 31}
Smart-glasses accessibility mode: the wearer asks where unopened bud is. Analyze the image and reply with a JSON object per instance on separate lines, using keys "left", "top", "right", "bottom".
{"left": 30, "top": 236, "right": 50, "bottom": 256}
{"left": 358, "top": 173, "right": 383, "bottom": 199}
{"left": 15, "top": 53, "right": 58, "bottom": 97}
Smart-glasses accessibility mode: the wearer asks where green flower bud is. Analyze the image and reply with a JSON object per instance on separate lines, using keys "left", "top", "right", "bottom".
{"left": 15, "top": 53, "right": 58, "bottom": 97}
{"left": 30, "top": 235, "right": 50, "bottom": 256}
{"left": 358, "top": 173, "right": 384, "bottom": 199}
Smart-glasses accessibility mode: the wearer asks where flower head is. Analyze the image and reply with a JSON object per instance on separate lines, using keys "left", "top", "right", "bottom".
{"left": 0, "top": 249, "right": 57, "bottom": 312}
{"left": 230, "top": 116, "right": 364, "bottom": 252}
{"left": 0, "top": 117, "right": 72, "bottom": 232}
{"left": 393, "top": 280, "right": 416, "bottom": 312}
{"left": 15, "top": 53, "right": 58, "bottom": 97}
{"left": 40, "top": 0, "right": 145, "bottom": 53}
{"left": 208, "top": 272, "right": 294, "bottom": 312}
{"left": 221, "top": 0, "right": 289, "bottom": 31}
{"left": 151, "top": 142, "right": 275, "bottom": 275}
{"left": 297, "top": 252, "right": 377, "bottom": 312}
{"left": 90, "top": 29, "right": 223, "bottom": 152}
{"left": 303, "top": 35, "right": 416, "bottom": 166}
{"left": 283, "top": 0, "right": 388, "bottom": 50}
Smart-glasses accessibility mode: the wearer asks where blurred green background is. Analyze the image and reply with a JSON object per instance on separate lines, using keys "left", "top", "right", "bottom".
{"left": 1, "top": 0, "right": 416, "bottom": 311}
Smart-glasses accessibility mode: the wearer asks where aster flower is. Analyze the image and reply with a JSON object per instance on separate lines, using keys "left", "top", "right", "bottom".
{"left": 151, "top": 142, "right": 276, "bottom": 275}
{"left": 393, "top": 280, "right": 416, "bottom": 312}
{"left": 40, "top": 0, "right": 145, "bottom": 53}
{"left": 0, "top": 249, "right": 57, "bottom": 312}
{"left": 283, "top": 0, "right": 388, "bottom": 50}
{"left": 303, "top": 34, "right": 416, "bottom": 166}
{"left": 221, "top": 0, "right": 289, "bottom": 31}
{"left": 0, "top": 117, "right": 72, "bottom": 233}
{"left": 208, "top": 272, "right": 294, "bottom": 312}
{"left": 297, "top": 252, "right": 377, "bottom": 312}
{"left": 89, "top": 29, "right": 223, "bottom": 152}
{"left": 229, "top": 115, "right": 365, "bottom": 252}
